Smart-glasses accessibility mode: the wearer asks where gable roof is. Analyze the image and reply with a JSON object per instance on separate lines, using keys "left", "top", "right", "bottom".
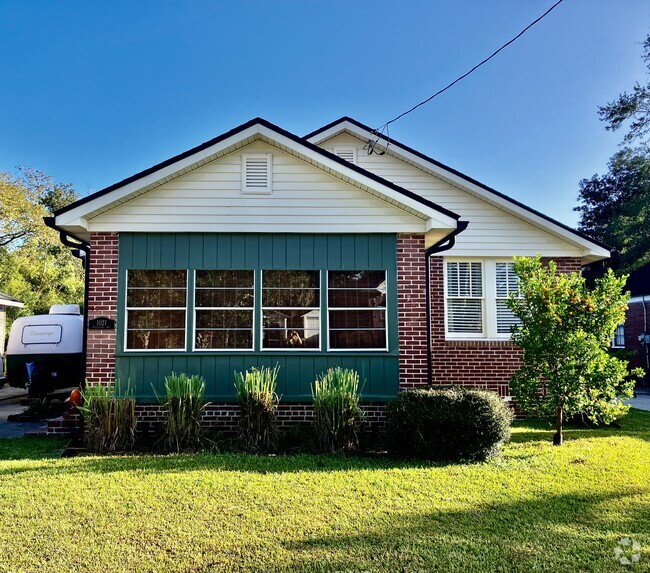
{"left": 54, "top": 118, "right": 460, "bottom": 229}
{"left": 305, "top": 116, "right": 610, "bottom": 259}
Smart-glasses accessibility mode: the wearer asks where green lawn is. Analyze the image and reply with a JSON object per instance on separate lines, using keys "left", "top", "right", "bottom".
{"left": 0, "top": 411, "right": 648, "bottom": 572}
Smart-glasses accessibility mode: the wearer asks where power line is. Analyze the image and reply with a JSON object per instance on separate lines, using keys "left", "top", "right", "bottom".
{"left": 366, "top": 0, "right": 566, "bottom": 154}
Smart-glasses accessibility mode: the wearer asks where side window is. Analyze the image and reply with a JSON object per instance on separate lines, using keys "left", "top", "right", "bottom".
{"left": 445, "top": 261, "right": 483, "bottom": 334}
{"left": 495, "top": 262, "right": 522, "bottom": 334}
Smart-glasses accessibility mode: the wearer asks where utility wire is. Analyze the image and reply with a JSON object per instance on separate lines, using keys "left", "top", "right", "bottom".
{"left": 366, "top": 0, "right": 566, "bottom": 154}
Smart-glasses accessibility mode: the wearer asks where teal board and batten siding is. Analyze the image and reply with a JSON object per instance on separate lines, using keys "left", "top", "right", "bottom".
{"left": 115, "top": 233, "right": 399, "bottom": 401}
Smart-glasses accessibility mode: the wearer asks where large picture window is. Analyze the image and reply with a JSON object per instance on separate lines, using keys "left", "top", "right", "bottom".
{"left": 262, "top": 270, "right": 320, "bottom": 350}
{"left": 328, "top": 271, "right": 387, "bottom": 350}
{"left": 195, "top": 270, "right": 254, "bottom": 350}
{"left": 125, "top": 270, "right": 187, "bottom": 350}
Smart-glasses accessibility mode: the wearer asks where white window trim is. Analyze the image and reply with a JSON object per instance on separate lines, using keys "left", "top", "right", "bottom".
{"left": 124, "top": 269, "right": 188, "bottom": 352}
{"left": 444, "top": 258, "right": 518, "bottom": 341}
{"left": 241, "top": 153, "right": 272, "bottom": 195}
{"left": 332, "top": 146, "right": 358, "bottom": 165}
{"left": 611, "top": 324, "right": 625, "bottom": 349}
{"left": 260, "top": 270, "right": 322, "bottom": 352}
{"left": 192, "top": 270, "right": 256, "bottom": 352}
{"left": 326, "top": 270, "right": 389, "bottom": 352}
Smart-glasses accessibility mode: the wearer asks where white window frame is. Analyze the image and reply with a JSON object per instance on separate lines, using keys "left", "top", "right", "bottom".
{"left": 260, "top": 270, "right": 322, "bottom": 352}
{"left": 612, "top": 323, "right": 625, "bottom": 349}
{"left": 241, "top": 153, "right": 272, "bottom": 195}
{"left": 192, "top": 270, "right": 256, "bottom": 352}
{"left": 326, "top": 270, "right": 389, "bottom": 352}
{"left": 444, "top": 258, "right": 519, "bottom": 341}
{"left": 124, "top": 269, "right": 188, "bottom": 352}
{"left": 332, "top": 146, "right": 358, "bottom": 165}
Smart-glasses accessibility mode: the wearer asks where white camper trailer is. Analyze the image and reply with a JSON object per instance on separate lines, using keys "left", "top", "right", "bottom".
{"left": 5, "top": 305, "right": 83, "bottom": 397}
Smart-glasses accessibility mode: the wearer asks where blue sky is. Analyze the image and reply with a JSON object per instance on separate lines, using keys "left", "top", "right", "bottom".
{"left": 1, "top": 0, "right": 648, "bottom": 226}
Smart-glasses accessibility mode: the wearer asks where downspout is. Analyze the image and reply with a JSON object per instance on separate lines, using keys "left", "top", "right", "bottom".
{"left": 43, "top": 217, "right": 90, "bottom": 385}
{"left": 425, "top": 221, "right": 469, "bottom": 386}
{"left": 643, "top": 295, "right": 649, "bottom": 381}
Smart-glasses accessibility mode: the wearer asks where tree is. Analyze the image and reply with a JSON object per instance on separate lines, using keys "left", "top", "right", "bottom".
{"left": 576, "top": 146, "right": 650, "bottom": 273}
{"left": 0, "top": 169, "right": 84, "bottom": 326}
{"left": 507, "top": 256, "right": 641, "bottom": 445}
{"left": 576, "top": 35, "right": 650, "bottom": 273}
{"left": 598, "top": 36, "right": 650, "bottom": 144}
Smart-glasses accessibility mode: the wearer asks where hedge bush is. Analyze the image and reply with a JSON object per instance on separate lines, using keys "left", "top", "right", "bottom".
{"left": 386, "top": 387, "right": 513, "bottom": 461}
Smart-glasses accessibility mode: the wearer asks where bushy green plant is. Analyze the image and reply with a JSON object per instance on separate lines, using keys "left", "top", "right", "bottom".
{"left": 507, "top": 256, "right": 643, "bottom": 445}
{"left": 159, "top": 372, "right": 207, "bottom": 452}
{"left": 312, "top": 367, "right": 362, "bottom": 452}
{"left": 234, "top": 365, "right": 280, "bottom": 452}
{"left": 386, "top": 387, "right": 512, "bottom": 462}
{"left": 78, "top": 381, "right": 136, "bottom": 453}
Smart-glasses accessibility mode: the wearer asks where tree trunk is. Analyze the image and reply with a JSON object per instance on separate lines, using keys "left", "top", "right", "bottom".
{"left": 553, "top": 405, "right": 563, "bottom": 446}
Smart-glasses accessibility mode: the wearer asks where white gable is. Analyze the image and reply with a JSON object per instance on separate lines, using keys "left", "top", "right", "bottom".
{"left": 85, "top": 142, "right": 429, "bottom": 235}
{"left": 317, "top": 132, "right": 604, "bottom": 261}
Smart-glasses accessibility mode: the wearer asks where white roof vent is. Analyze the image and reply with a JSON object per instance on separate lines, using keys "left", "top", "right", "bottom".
{"left": 49, "top": 304, "right": 81, "bottom": 315}
{"left": 242, "top": 153, "right": 272, "bottom": 194}
{"left": 333, "top": 147, "right": 357, "bottom": 165}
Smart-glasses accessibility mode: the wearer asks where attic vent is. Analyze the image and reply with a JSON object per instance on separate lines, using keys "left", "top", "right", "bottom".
{"left": 333, "top": 147, "right": 357, "bottom": 165}
{"left": 242, "top": 153, "right": 272, "bottom": 194}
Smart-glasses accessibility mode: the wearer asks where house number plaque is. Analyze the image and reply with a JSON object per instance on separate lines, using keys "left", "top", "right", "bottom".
{"left": 88, "top": 317, "right": 115, "bottom": 330}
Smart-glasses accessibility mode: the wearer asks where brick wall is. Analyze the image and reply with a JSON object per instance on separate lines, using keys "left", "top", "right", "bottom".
{"left": 135, "top": 402, "right": 387, "bottom": 433}
{"left": 396, "top": 234, "right": 428, "bottom": 389}
{"left": 86, "top": 232, "right": 119, "bottom": 385}
{"left": 624, "top": 299, "right": 650, "bottom": 375}
{"left": 428, "top": 255, "right": 583, "bottom": 395}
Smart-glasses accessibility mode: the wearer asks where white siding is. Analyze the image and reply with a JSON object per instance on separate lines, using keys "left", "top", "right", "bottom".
{"left": 87, "top": 142, "right": 427, "bottom": 234}
{"left": 320, "top": 134, "right": 584, "bottom": 258}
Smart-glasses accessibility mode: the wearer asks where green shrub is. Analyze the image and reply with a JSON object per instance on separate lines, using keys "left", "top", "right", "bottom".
{"left": 79, "top": 381, "right": 136, "bottom": 453}
{"left": 312, "top": 367, "right": 362, "bottom": 452}
{"left": 386, "top": 387, "right": 513, "bottom": 461}
{"left": 160, "top": 372, "right": 207, "bottom": 452}
{"left": 234, "top": 365, "right": 280, "bottom": 452}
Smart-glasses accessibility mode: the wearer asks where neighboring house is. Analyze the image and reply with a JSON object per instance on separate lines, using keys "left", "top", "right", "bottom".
{"left": 47, "top": 117, "right": 609, "bottom": 427}
{"left": 618, "top": 262, "right": 650, "bottom": 386}
{"left": 0, "top": 293, "right": 24, "bottom": 356}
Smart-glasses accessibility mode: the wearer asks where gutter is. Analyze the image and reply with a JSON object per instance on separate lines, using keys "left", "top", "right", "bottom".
{"left": 43, "top": 217, "right": 90, "bottom": 385}
{"left": 424, "top": 221, "right": 470, "bottom": 386}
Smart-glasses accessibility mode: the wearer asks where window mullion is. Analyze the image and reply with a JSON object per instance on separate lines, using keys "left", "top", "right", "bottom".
{"left": 484, "top": 261, "right": 496, "bottom": 338}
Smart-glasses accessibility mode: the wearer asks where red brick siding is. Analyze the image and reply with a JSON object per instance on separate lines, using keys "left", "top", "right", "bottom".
{"left": 86, "top": 232, "right": 119, "bottom": 385}
{"left": 48, "top": 403, "right": 387, "bottom": 436}
{"left": 427, "top": 255, "right": 582, "bottom": 395}
{"left": 396, "top": 234, "right": 428, "bottom": 389}
{"left": 624, "top": 299, "right": 650, "bottom": 374}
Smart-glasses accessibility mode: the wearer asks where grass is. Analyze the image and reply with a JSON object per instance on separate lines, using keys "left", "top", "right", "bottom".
{"left": 0, "top": 411, "right": 648, "bottom": 572}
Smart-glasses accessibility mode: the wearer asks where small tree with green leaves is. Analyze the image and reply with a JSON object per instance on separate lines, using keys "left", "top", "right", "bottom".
{"left": 507, "top": 256, "right": 641, "bottom": 445}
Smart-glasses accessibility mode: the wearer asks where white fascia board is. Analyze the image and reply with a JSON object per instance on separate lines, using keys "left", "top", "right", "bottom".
{"left": 308, "top": 122, "right": 609, "bottom": 259}
{"left": 55, "top": 125, "right": 263, "bottom": 227}
{"left": 0, "top": 299, "right": 24, "bottom": 308}
{"left": 256, "top": 125, "right": 457, "bottom": 230}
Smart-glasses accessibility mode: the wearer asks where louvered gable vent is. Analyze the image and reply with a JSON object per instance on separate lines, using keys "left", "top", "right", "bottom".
{"left": 242, "top": 153, "right": 272, "bottom": 194}
{"left": 333, "top": 147, "right": 357, "bottom": 165}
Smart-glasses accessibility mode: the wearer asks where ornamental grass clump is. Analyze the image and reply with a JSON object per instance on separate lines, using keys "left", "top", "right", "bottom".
{"left": 312, "top": 367, "right": 362, "bottom": 453}
{"left": 234, "top": 365, "right": 280, "bottom": 452}
{"left": 160, "top": 372, "right": 207, "bottom": 452}
{"left": 78, "top": 381, "right": 136, "bottom": 453}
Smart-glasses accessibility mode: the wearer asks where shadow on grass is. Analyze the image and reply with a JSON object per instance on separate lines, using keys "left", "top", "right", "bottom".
{"left": 280, "top": 489, "right": 650, "bottom": 572}
{"left": 511, "top": 408, "right": 650, "bottom": 445}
